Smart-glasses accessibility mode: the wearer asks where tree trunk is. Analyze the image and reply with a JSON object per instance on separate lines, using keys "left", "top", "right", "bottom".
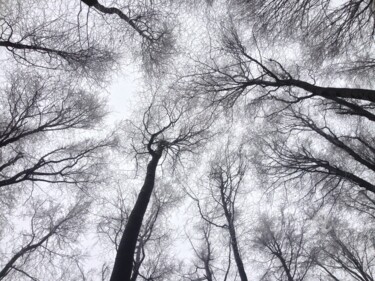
{"left": 109, "top": 153, "right": 161, "bottom": 281}
{"left": 219, "top": 184, "right": 248, "bottom": 281}
{"left": 227, "top": 222, "right": 248, "bottom": 281}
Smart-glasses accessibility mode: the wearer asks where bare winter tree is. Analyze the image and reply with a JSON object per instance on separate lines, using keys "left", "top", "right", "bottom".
{"left": 188, "top": 141, "right": 249, "bottom": 281}
{"left": 312, "top": 217, "right": 375, "bottom": 281}
{"left": 253, "top": 211, "right": 315, "bottom": 281}
{"left": 0, "top": 197, "right": 92, "bottom": 281}
{"left": 3, "top": 0, "right": 375, "bottom": 279}
{"left": 185, "top": 223, "right": 216, "bottom": 281}
{"left": 185, "top": 217, "right": 240, "bottom": 281}
{"left": 180, "top": 22, "right": 375, "bottom": 115}
{"left": 229, "top": 0, "right": 375, "bottom": 70}
{"left": 0, "top": 0, "right": 179, "bottom": 79}
{"left": 0, "top": 70, "right": 112, "bottom": 200}
{"left": 0, "top": 1, "right": 117, "bottom": 80}
{"left": 0, "top": 66, "right": 113, "bottom": 279}
{"left": 172, "top": 5, "right": 375, "bottom": 280}
{"left": 97, "top": 183, "right": 180, "bottom": 281}
{"left": 251, "top": 101, "right": 375, "bottom": 218}
{"left": 110, "top": 94, "right": 213, "bottom": 281}
{"left": 80, "top": 0, "right": 176, "bottom": 72}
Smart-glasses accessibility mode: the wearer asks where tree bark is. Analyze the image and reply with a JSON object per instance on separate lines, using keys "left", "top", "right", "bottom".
{"left": 109, "top": 152, "right": 162, "bottom": 281}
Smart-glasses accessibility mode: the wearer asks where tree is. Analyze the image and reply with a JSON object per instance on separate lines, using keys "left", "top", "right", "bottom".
{"left": 313, "top": 217, "right": 375, "bottom": 281}
{"left": 0, "top": 197, "right": 91, "bottom": 280}
{"left": 110, "top": 94, "right": 213, "bottom": 281}
{"left": 185, "top": 219, "right": 237, "bottom": 281}
{"left": 0, "top": 65, "right": 112, "bottom": 279}
{"left": 3, "top": 0, "right": 375, "bottom": 279}
{"left": 0, "top": 0, "right": 177, "bottom": 79}
{"left": 79, "top": 0, "right": 176, "bottom": 71}
{"left": 176, "top": 3, "right": 375, "bottom": 279}
{"left": 249, "top": 100, "right": 375, "bottom": 218}
{"left": 185, "top": 223, "right": 218, "bottom": 281}
{"left": 230, "top": 0, "right": 375, "bottom": 68}
{"left": 253, "top": 211, "right": 315, "bottom": 281}
{"left": 0, "top": 70, "right": 111, "bottom": 195}
{"left": 180, "top": 21, "right": 375, "bottom": 112}
{"left": 97, "top": 182, "right": 180, "bottom": 281}
{"left": 0, "top": 0, "right": 116, "bottom": 81}
{"left": 189, "top": 140, "right": 249, "bottom": 281}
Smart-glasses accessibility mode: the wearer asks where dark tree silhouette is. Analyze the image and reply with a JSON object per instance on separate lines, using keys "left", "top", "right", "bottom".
{"left": 110, "top": 96, "right": 212, "bottom": 281}
{"left": 189, "top": 141, "right": 249, "bottom": 281}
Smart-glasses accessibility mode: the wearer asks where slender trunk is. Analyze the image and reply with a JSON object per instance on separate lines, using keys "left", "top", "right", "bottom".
{"left": 203, "top": 237, "right": 213, "bottom": 281}
{"left": 0, "top": 41, "right": 68, "bottom": 56}
{"left": 244, "top": 78, "right": 375, "bottom": 121}
{"left": 219, "top": 184, "right": 248, "bottom": 281}
{"left": 110, "top": 153, "right": 161, "bottom": 281}
{"left": 323, "top": 96, "right": 375, "bottom": 122}
{"left": 204, "top": 259, "right": 213, "bottom": 281}
{"left": 227, "top": 222, "right": 248, "bottom": 281}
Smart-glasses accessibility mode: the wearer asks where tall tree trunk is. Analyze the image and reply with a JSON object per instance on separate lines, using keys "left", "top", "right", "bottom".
{"left": 227, "top": 222, "right": 248, "bottom": 281}
{"left": 110, "top": 152, "right": 161, "bottom": 281}
{"left": 219, "top": 185, "right": 248, "bottom": 281}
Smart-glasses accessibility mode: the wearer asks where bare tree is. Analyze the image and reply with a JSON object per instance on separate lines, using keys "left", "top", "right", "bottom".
{"left": 189, "top": 141, "right": 249, "bottom": 281}
{"left": 185, "top": 223, "right": 216, "bottom": 281}
{"left": 0, "top": 1, "right": 116, "bottom": 80}
{"left": 184, "top": 219, "right": 236, "bottom": 281}
{"left": 180, "top": 23, "right": 375, "bottom": 117}
{"left": 229, "top": 0, "right": 375, "bottom": 67}
{"left": 0, "top": 70, "right": 112, "bottom": 201}
{"left": 312, "top": 217, "right": 375, "bottom": 281}
{"left": 79, "top": 0, "right": 176, "bottom": 73}
{"left": 253, "top": 212, "right": 315, "bottom": 281}
{"left": 178, "top": 15, "right": 375, "bottom": 217}
{"left": 110, "top": 95, "right": 212, "bottom": 281}
{"left": 97, "top": 182, "right": 180, "bottom": 281}
{"left": 0, "top": 0, "right": 179, "bottom": 79}
{"left": 249, "top": 100, "right": 375, "bottom": 219}
{"left": 0, "top": 65, "right": 113, "bottom": 279}
{"left": 0, "top": 197, "right": 91, "bottom": 280}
